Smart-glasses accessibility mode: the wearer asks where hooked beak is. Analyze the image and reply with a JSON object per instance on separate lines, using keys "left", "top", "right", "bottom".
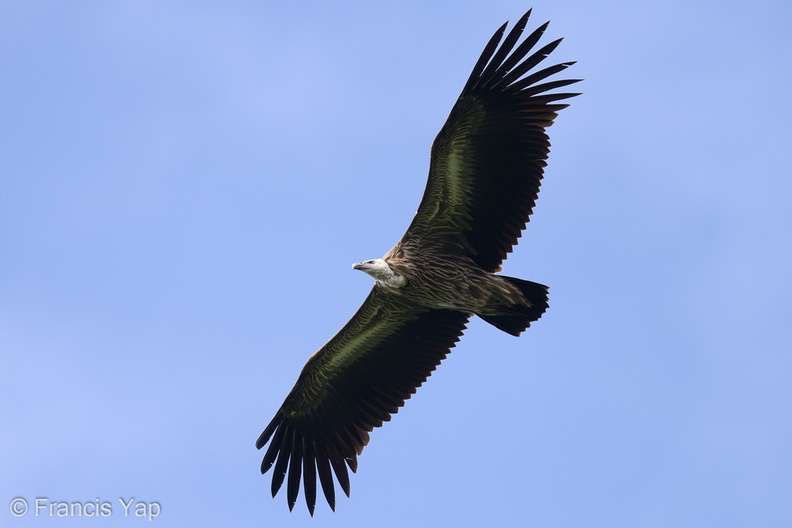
{"left": 352, "top": 262, "right": 365, "bottom": 271}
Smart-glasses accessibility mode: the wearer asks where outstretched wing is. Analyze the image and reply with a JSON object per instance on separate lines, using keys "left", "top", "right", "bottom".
{"left": 257, "top": 286, "right": 470, "bottom": 514}
{"left": 399, "top": 9, "right": 580, "bottom": 272}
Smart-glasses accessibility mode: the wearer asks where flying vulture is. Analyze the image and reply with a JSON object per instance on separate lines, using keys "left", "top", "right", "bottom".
{"left": 257, "top": 9, "right": 579, "bottom": 514}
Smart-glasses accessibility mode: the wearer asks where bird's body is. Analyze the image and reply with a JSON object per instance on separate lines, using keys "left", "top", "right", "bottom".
{"left": 359, "top": 248, "right": 547, "bottom": 331}
{"left": 257, "top": 9, "right": 579, "bottom": 515}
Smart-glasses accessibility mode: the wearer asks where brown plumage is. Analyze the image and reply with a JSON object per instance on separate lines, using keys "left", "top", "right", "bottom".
{"left": 257, "top": 9, "right": 580, "bottom": 514}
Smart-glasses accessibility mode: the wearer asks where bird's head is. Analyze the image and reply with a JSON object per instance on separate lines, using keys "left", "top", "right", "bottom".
{"left": 352, "top": 258, "right": 405, "bottom": 288}
{"left": 353, "top": 258, "right": 390, "bottom": 277}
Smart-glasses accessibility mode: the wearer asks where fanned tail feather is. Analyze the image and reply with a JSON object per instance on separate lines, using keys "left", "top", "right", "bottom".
{"left": 477, "top": 277, "right": 549, "bottom": 336}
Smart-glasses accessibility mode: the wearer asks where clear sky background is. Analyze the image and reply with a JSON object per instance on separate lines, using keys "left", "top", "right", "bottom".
{"left": 2, "top": 1, "right": 791, "bottom": 526}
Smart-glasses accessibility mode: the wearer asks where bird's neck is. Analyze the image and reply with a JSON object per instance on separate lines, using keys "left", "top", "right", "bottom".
{"left": 375, "top": 262, "right": 406, "bottom": 288}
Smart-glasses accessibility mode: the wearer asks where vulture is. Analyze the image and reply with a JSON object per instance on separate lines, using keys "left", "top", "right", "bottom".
{"left": 257, "top": 9, "right": 579, "bottom": 514}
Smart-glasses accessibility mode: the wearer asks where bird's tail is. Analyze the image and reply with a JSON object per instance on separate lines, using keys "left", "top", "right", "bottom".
{"left": 476, "top": 277, "right": 549, "bottom": 337}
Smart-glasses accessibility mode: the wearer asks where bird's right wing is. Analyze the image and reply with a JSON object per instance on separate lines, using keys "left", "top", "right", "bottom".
{"left": 256, "top": 285, "right": 470, "bottom": 514}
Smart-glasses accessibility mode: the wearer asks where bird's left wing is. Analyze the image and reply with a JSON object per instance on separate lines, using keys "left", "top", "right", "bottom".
{"left": 398, "top": 10, "right": 580, "bottom": 272}
{"left": 256, "top": 285, "right": 470, "bottom": 514}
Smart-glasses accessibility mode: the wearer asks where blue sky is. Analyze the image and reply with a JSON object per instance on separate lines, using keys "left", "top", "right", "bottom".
{"left": 2, "top": 1, "right": 791, "bottom": 526}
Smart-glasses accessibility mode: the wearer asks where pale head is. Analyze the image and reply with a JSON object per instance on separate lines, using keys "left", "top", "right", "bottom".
{"left": 352, "top": 258, "right": 406, "bottom": 288}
